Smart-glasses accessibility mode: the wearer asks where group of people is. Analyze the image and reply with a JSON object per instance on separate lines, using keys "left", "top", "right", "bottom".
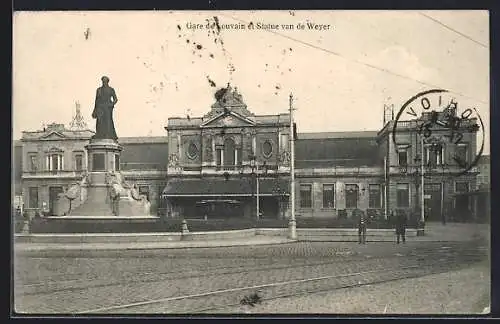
{"left": 14, "top": 206, "right": 43, "bottom": 221}
{"left": 356, "top": 209, "right": 408, "bottom": 244}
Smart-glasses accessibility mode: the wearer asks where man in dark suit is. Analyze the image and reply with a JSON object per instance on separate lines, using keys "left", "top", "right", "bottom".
{"left": 356, "top": 209, "right": 367, "bottom": 244}
{"left": 395, "top": 210, "right": 407, "bottom": 244}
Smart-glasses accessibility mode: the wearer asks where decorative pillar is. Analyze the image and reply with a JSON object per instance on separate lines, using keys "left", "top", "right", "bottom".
{"left": 252, "top": 136, "right": 257, "bottom": 155}
{"left": 277, "top": 128, "right": 281, "bottom": 152}
{"left": 212, "top": 138, "right": 216, "bottom": 166}
{"left": 177, "top": 134, "right": 182, "bottom": 157}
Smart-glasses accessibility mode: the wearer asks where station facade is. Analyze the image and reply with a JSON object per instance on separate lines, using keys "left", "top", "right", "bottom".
{"left": 13, "top": 85, "right": 484, "bottom": 222}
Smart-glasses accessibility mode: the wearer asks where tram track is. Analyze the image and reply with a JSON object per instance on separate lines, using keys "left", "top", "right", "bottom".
{"left": 19, "top": 251, "right": 397, "bottom": 296}
{"left": 19, "top": 243, "right": 484, "bottom": 296}
{"left": 16, "top": 240, "right": 484, "bottom": 288}
{"left": 15, "top": 241, "right": 488, "bottom": 314}
{"left": 78, "top": 257, "right": 485, "bottom": 314}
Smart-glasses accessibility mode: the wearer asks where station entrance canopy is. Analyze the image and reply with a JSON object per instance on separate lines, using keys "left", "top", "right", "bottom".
{"left": 161, "top": 178, "right": 290, "bottom": 198}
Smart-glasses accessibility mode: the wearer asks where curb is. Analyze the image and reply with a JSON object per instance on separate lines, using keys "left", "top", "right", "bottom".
{"left": 14, "top": 238, "right": 298, "bottom": 254}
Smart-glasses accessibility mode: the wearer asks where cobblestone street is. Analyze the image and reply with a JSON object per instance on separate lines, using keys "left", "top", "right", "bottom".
{"left": 14, "top": 238, "right": 489, "bottom": 315}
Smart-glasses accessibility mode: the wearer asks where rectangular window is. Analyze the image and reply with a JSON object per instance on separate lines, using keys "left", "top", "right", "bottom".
{"left": 424, "top": 146, "right": 434, "bottom": 166}
{"left": 398, "top": 150, "right": 408, "bottom": 166}
{"left": 396, "top": 183, "right": 410, "bottom": 207}
{"left": 369, "top": 184, "right": 382, "bottom": 208}
{"left": 322, "top": 184, "right": 335, "bottom": 208}
{"left": 51, "top": 154, "right": 59, "bottom": 171}
{"left": 455, "top": 144, "right": 468, "bottom": 165}
{"left": 75, "top": 154, "right": 83, "bottom": 171}
{"left": 28, "top": 153, "right": 38, "bottom": 171}
{"left": 455, "top": 182, "right": 469, "bottom": 193}
{"left": 425, "top": 145, "right": 444, "bottom": 166}
{"left": 300, "top": 184, "right": 312, "bottom": 208}
{"left": 47, "top": 153, "right": 64, "bottom": 171}
{"left": 345, "top": 184, "right": 359, "bottom": 209}
{"left": 138, "top": 185, "right": 150, "bottom": 201}
{"left": 216, "top": 149, "right": 222, "bottom": 166}
{"left": 438, "top": 146, "right": 444, "bottom": 165}
{"left": 237, "top": 148, "right": 242, "bottom": 165}
{"left": 28, "top": 187, "right": 38, "bottom": 208}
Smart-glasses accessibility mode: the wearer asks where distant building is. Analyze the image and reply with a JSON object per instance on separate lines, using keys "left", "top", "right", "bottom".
{"left": 477, "top": 155, "right": 490, "bottom": 189}
{"left": 12, "top": 86, "right": 484, "bottom": 222}
{"left": 454, "top": 154, "right": 490, "bottom": 223}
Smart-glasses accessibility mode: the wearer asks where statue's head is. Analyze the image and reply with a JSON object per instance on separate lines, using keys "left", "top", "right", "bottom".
{"left": 101, "top": 76, "right": 110, "bottom": 85}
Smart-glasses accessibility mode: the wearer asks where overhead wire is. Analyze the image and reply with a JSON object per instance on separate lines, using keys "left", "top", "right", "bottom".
{"left": 217, "top": 13, "right": 488, "bottom": 105}
{"left": 419, "top": 12, "right": 488, "bottom": 49}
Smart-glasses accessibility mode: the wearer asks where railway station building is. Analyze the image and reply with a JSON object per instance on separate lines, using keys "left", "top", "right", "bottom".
{"left": 12, "top": 85, "right": 485, "bottom": 223}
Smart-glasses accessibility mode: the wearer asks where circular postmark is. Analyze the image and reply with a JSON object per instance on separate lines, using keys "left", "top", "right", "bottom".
{"left": 392, "top": 89, "right": 485, "bottom": 178}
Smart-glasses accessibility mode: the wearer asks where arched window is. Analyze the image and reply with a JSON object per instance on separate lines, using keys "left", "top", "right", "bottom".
{"left": 46, "top": 147, "right": 64, "bottom": 172}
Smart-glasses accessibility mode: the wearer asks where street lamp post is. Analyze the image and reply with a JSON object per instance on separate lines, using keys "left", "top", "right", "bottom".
{"left": 256, "top": 171, "right": 260, "bottom": 220}
{"left": 288, "top": 93, "right": 297, "bottom": 240}
{"left": 249, "top": 155, "right": 265, "bottom": 221}
{"left": 249, "top": 155, "right": 257, "bottom": 221}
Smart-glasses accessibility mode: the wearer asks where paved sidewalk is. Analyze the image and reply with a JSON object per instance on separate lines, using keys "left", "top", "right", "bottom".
{"left": 14, "top": 236, "right": 294, "bottom": 253}
{"left": 412, "top": 222, "right": 489, "bottom": 242}
{"left": 14, "top": 222, "right": 489, "bottom": 253}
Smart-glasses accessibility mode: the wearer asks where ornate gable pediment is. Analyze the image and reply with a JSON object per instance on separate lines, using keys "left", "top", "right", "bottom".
{"left": 203, "top": 84, "right": 255, "bottom": 120}
{"left": 201, "top": 111, "right": 256, "bottom": 128}
{"left": 40, "top": 131, "right": 66, "bottom": 140}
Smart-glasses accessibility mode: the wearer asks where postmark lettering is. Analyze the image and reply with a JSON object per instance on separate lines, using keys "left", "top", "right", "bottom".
{"left": 392, "top": 89, "right": 484, "bottom": 178}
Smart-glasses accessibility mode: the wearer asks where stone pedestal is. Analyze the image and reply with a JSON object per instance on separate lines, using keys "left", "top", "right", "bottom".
{"left": 69, "top": 139, "right": 122, "bottom": 216}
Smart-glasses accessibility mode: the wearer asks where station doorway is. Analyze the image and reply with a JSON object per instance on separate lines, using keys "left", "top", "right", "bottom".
{"left": 424, "top": 183, "right": 442, "bottom": 222}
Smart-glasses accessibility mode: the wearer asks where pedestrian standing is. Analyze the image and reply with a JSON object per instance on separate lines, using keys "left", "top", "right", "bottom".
{"left": 395, "top": 210, "right": 407, "bottom": 244}
{"left": 357, "top": 209, "right": 367, "bottom": 244}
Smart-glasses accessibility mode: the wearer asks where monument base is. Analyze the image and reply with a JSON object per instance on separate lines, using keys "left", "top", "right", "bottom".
{"left": 55, "top": 137, "right": 152, "bottom": 220}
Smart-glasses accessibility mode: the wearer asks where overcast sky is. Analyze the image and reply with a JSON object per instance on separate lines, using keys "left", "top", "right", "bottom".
{"left": 12, "top": 10, "right": 490, "bottom": 153}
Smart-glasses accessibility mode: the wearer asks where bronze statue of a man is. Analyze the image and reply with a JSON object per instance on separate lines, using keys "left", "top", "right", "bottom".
{"left": 92, "top": 76, "right": 118, "bottom": 140}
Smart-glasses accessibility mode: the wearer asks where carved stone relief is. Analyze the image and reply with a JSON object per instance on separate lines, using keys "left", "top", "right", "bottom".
{"left": 279, "top": 151, "right": 291, "bottom": 166}
{"left": 168, "top": 153, "right": 180, "bottom": 167}
{"left": 203, "top": 135, "right": 213, "bottom": 162}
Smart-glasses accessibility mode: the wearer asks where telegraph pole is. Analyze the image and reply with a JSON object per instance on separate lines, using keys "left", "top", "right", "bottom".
{"left": 418, "top": 134, "right": 426, "bottom": 236}
{"left": 288, "top": 93, "right": 297, "bottom": 240}
{"left": 256, "top": 174, "right": 260, "bottom": 220}
{"left": 384, "top": 155, "right": 388, "bottom": 220}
